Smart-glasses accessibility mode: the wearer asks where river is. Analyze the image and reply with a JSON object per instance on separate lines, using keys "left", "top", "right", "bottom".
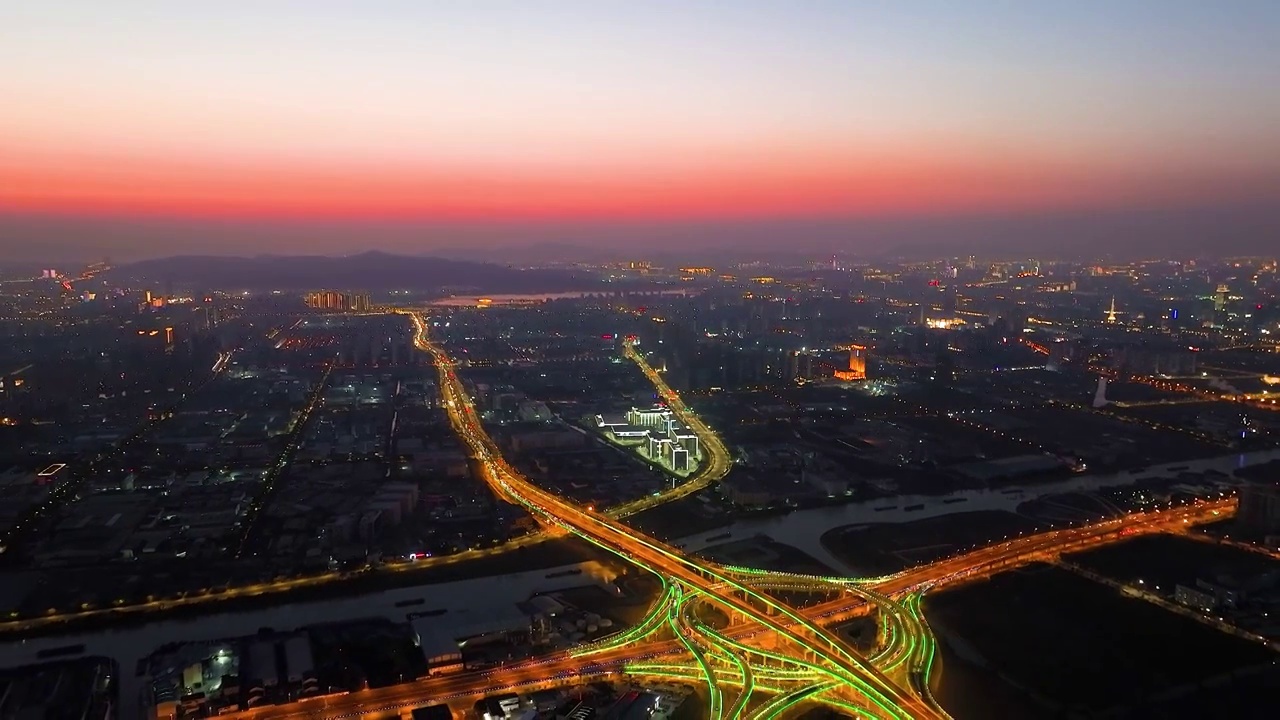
{"left": 676, "top": 449, "right": 1280, "bottom": 574}
{"left": 4, "top": 449, "right": 1276, "bottom": 717}
{"left": 0, "top": 561, "right": 616, "bottom": 720}
{"left": 428, "top": 289, "right": 693, "bottom": 307}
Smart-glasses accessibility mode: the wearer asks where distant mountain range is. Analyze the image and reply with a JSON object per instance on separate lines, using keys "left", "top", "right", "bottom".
{"left": 106, "top": 251, "right": 598, "bottom": 293}
{"left": 431, "top": 242, "right": 635, "bottom": 265}
{"left": 424, "top": 201, "right": 1280, "bottom": 265}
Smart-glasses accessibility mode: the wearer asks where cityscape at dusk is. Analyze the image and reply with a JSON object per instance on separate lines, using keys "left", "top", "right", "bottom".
{"left": 3, "top": 1, "right": 1279, "bottom": 259}
{"left": 2, "top": 3, "right": 1280, "bottom": 720}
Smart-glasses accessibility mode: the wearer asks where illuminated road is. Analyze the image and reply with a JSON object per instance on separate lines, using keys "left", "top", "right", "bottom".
{"left": 215, "top": 311, "right": 1239, "bottom": 720}
{"left": 0, "top": 316, "right": 713, "bottom": 634}
{"left": 406, "top": 311, "right": 937, "bottom": 718}
{"left": 221, "top": 495, "right": 1233, "bottom": 720}
{"left": 605, "top": 340, "right": 733, "bottom": 516}
{"left": 409, "top": 313, "right": 948, "bottom": 719}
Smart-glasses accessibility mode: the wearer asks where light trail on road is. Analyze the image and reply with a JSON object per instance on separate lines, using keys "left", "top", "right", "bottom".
{"left": 411, "top": 311, "right": 946, "bottom": 719}
{"left": 220, "top": 491, "right": 1232, "bottom": 720}
{"left": 0, "top": 312, "right": 735, "bottom": 636}
{"left": 604, "top": 340, "right": 733, "bottom": 516}
{"left": 212, "top": 311, "right": 1240, "bottom": 720}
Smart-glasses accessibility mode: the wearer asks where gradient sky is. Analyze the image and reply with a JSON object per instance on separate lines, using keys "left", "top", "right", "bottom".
{"left": 2, "top": 1, "right": 1278, "bottom": 260}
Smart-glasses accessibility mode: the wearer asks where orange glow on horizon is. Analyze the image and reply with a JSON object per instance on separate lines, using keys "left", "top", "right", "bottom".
{"left": 4, "top": 143, "right": 1268, "bottom": 223}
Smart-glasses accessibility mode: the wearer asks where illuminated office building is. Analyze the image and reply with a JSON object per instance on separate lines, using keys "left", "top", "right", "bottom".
{"left": 304, "top": 290, "right": 371, "bottom": 311}
{"left": 833, "top": 344, "right": 867, "bottom": 381}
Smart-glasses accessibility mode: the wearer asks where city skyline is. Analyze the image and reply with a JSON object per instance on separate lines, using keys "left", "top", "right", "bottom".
{"left": 3, "top": 1, "right": 1279, "bottom": 260}
{"left": 1, "top": 245, "right": 1278, "bottom": 717}
{"left": 3, "top": 4, "right": 1280, "bottom": 712}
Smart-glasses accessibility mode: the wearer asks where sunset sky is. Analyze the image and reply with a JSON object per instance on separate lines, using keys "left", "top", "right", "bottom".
{"left": 2, "top": 1, "right": 1278, "bottom": 260}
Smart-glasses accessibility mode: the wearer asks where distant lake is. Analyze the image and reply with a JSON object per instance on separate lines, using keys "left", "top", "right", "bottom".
{"left": 428, "top": 289, "right": 694, "bottom": 306}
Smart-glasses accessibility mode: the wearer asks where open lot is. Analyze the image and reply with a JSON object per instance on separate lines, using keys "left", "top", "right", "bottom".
{"left": 822, "top": 511, "right": 1040, "bottom": 576}
{"left": 697, "top": 536, "right": 835, "bottom": 576}
{"left": 626, "top": 490, "right": 732, "bottom": 541}
{"left": 931, "top": 639, "right": 1042, "bottom": 720}
{"left": 1132, "top": 663, "right": 1279, "bottom": 719}
{"left": 892, "top": 414, "right": 1042, "bottom": 462}
{"left": 978, "top": 404, "right": 1225, "bottom": 470}
{"left": 928, "top": 564, "right": 1275, "bottom": 716}
{"left": 553, "top": 576, "right": 662, "bottom": 629}
{"left": 0, "top": 536, "right": 603, "bottom": 641}
{"left": 1065, "top": 534, "right": 1279, "bottom": 592}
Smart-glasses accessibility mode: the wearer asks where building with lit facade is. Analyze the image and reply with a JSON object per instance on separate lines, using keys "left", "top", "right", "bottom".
{"left": 600, "top": 406, "right": 702, "bottom": 474}
{"left": 627, "top": 406, "right": 674, "bottom": 430}
{"left": 304, "top": 291, "right": 372, "bottom": 312}
{"left": 833, "top": 344, "right": 867, "bottom": 381}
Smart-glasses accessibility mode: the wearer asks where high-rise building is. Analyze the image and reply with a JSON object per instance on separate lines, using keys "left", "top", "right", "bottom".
{"left": 1214, "top": 284, "right": 1230, "bottom": 313}
{"left": 304, "top": 291, "right": 334, "bottom": 310}
{"left": 304, "top": 290, "right": 370, "bottom": 311}
{"left": 785, "top": 350, "right": 815, "bottom": 381}
{"left": 833, "top": 344, "right": 867, "bottom": 381}
{"left": 943, "top": 284, "right": 958, "bottom": 317}
{"left": 1237, "top": 483, "right": 1280, "bottom": 537}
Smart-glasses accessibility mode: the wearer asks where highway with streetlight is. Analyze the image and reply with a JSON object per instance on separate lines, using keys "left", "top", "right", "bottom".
{"left": 412, "top": 310, "right": 938, "bottom": 718}
{"left": 221, "top": 491, "right": 1231, "bottom": 719}
{"left": 210, "top": 311, "right": 1242, "bottom": 720}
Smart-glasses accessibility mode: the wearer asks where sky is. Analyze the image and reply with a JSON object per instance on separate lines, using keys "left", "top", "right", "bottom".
{"left": 1, "top": 1, "right": 1278, "bottom": 261}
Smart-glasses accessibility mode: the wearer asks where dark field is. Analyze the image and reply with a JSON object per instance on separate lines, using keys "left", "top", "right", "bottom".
{"left": 0, "top": 536, "right": 602, "bottom": 641}
{"left": 822, "top": 510, "right": 1040, "bottom": 576}
{"left": 1065, "top": 534, "right": 1279, "bottom": 590}
{"left": 928, "top": 564, "right": 1275, "bottom": 716}
{"left": 697, "top": 535, "right": 835, "bottom": 576}
{"left": 626, "top": 492, "right": 732, "bottom": 541}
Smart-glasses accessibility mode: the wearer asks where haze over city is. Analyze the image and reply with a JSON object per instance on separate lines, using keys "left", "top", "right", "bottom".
{"left": 3, "top": 4, "right": 1280, "bottom": 720}
{"left": 2, "top": 1, "right": 1278, "bottom": 261}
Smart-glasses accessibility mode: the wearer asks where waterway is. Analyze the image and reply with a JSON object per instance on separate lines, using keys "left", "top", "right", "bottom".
{"left": 428, "top": 289, "right": 693, "bottom": 307}
{"left": 677, "top": 449, "right": 1280, "bottom": 574}
{"left": 4, "top": 449, "right": 1277, "bottom": 717}
{"left": 0, "top": 561, "right": 616, "bottom": 720}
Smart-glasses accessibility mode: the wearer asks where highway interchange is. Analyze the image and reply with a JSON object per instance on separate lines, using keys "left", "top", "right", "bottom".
{"left": 409, "top": 310, "right": 940, "bottom": 719}
{"left": 215, "top": 310, "right": 1241, "bottom": 719}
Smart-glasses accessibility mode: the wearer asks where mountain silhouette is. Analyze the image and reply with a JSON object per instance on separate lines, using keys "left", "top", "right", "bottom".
{"left": 107, "top": 252, "right": 594, "bottom": 292}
